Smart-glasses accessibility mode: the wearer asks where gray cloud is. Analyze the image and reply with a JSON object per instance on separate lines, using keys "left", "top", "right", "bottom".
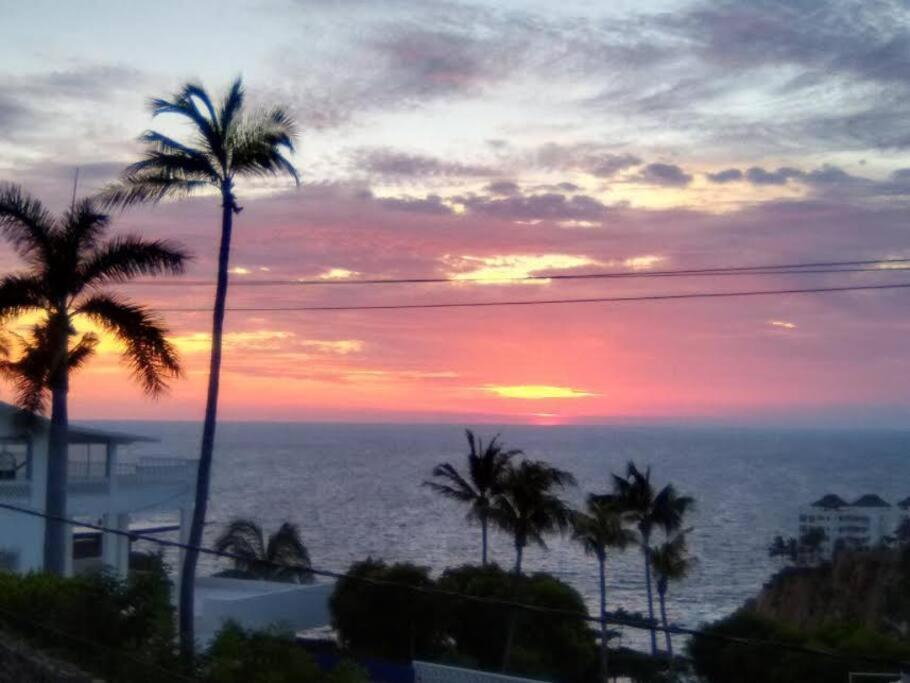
{"left": 745, "top": 166, "right": 804, "bottom": 186}
{"left": 484, "top": 180, "right": 520, "bottom": 195}
{"left": 358, "top": 148, "right": 496, "bottom": 178}
{"left": 635, "top": 163, "right": 692, "bottom": 187}
{"left": 706, "top": 168, "right": 743, "bottom": 183}
{"left": 374, "top": 193, "right": 453, "bottom": 215}
{"left": 460, "top": 191, "right": 611, "bottom": 222}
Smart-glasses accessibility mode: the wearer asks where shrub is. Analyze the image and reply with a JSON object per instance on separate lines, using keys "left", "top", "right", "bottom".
{"left": 688, "top": 611, "right": 910, "bottom": 683}
{"left": 204, "top": 622, "right": 366, "bottom": 683}
{"left": 329, "top": 558, "right": 445, "bottom": 661}
{"left": 438, "top": 564, "right": 597, "bottom": 683}
{"left": 0, "top": 557, "right": 178, "bottom": 681}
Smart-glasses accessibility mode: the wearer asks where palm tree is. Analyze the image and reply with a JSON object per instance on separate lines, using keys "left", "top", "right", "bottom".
{"left": 572, "top": 494, "right": 635, "bottom": 683}
{"left": 492, "top": 460, "right": 576, "bottom": 574}
{"left": 214, "top": 519, "right": 313, "bottom": 583}
{"left": 100, "top": 78, "right": 299, "bottom": 654}
{"left": 492, "top": 459, "right": 575, "bottom": 671}
{"left": 651, "top": 531, "right": 696, "bottom": 657}
{"left": 0, "top": 183, "right": 186, "bottom": 574}
{"left": 423, "top": 429, "right": 521, "bottom": 565}
{"left": 612, "top": 462, "right": 694, "bottom": 656}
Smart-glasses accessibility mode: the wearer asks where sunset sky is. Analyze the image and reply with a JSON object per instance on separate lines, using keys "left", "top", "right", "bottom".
{"left": 2, "top": 0, "right": 910, "bottom": 424}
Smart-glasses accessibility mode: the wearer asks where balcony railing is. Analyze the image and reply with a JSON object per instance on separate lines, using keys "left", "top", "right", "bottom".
{"left": 115, "top": 456, "right": 196, "bottom": 484}
{"left": 0, "top": 481, "right": 31, "bottom": 498}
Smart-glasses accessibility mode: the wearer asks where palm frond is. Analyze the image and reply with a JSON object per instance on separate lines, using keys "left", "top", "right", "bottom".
{"left": 79, "top": 236, "right": 188, "bottom": 287}
{"left": 0, "top": 183, "right": 55, "bottom": 264}
{"left": 97, "top": 173, "right": 210, "bottom": 209}
{"left": 267, "top": 522, "right": 313, "bottom": 582}
{"left": 0, "top": 275, "right": 45, "bottom": 321}
{"left": 150, "top": 83, "right": 220, "bottom": 153}
{"left": 62, "top": 198, "right": 110, "bottom": 257}
{"left": 218, "top": 77, "right": 245, "bottom": 133}
{"left": 229, "top": 107, "right": 300, "bottom": 183}
{"left": 214, "top": 518, "right": 267, "bottom": 574}
{"left": 76, "top": 294, "right": 180, "bottom": 396}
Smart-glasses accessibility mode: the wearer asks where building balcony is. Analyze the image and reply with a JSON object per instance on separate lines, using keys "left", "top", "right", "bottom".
{"left": 0, "top": 457, "right": 196, "bottom": 505}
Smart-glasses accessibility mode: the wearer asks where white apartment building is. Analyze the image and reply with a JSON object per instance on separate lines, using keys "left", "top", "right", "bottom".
{"left": 798, "top": 493, "right": 909, "bottom": 558}
{"left": 0, "top": 401, "right": 195, "bottom": 577}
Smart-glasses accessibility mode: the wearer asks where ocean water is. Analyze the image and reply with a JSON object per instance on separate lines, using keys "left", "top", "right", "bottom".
{"left": 100, "top": 421, "right": 910, "bottom": 645}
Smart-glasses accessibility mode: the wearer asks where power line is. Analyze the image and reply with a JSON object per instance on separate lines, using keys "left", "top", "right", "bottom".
{"left": 127, "top": 258, "right": 910, "bottom": 287}
{"left": 154, "top": 281, "right": 910, "bottom": 313}
{"left": 0, "top": 500, "right": 906, "bottom": 670}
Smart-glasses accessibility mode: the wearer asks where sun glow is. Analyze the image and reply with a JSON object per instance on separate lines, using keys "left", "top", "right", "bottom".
{"left": 444, "top": 254, "right": 602, "bottom": 284}
{"left": 484, "top": 385, "right": 595, "bottom": 399}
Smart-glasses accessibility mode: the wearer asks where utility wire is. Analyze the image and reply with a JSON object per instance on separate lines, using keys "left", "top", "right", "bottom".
{"left": 0, "top": 500, "right": 906, "bottom": 670}
{"left": 154, "top": 281, "right": 910, "bottom": 313}
{"left": 127, "top": 258, "right": 910, "bottom": 287}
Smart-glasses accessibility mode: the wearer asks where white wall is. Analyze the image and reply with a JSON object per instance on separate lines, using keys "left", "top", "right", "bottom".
{"left": 194, "top": 576, "right": 335, "bottom": 646}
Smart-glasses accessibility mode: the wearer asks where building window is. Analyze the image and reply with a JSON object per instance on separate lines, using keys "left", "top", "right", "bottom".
{"left": 0, "top": 440, "right": 30, "bottom": 481}
{"left": 68, "top": 443, "right": 108, "bottom": 479}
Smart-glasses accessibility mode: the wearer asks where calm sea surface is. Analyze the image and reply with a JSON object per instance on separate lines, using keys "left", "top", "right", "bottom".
{"left": 95, "top": 421, "right": 910, "bottom": 645}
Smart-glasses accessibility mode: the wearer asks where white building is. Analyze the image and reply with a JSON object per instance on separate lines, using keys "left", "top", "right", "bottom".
{"left": 0, "top": 401, "right": 335, "bottom": 643}
{"left": 798, "top": 493, "right": 908, "bottom": 558}
{"left": 0, "top": 401, "right": 195, "bottom": 577}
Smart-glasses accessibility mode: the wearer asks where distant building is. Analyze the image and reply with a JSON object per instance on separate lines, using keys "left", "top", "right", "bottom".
{"left": 798, "top": 493, "right": 908, "bottom": 558}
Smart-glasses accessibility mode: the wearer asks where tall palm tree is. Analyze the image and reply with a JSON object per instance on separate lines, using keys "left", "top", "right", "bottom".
{"left": 0, "top": 183, "right": 186, "bottom": 574}
{"left": 423, "top": 429, "right": 521, "bottom": 565}
{"left": 100, "top": 78, "right": 299, "bottom": 654}
{"left": 651, "top": 531, "right": 696, "bottom": 657}
{"left": 214, "top": 519, "right": 313, "bottom": 583}
{"left": 612, "top": 462, "right": 694, "bottom": 655}
{"left": 492, "top": 460, "right": 576, "bottom": 574}
{"left": 572, "top": 494, "right": 635, "bottom": 683}
{"left": 493, "top": 459, "right": 575, "bottom": 671}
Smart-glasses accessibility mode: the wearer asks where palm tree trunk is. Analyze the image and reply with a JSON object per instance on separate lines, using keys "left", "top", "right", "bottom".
{"left": 481, "top": 515, "right": 488, "bottom": 566}
{"left": 501, "top": 541, "right": 523, "bottom": 671}
{"left": 598, "top": 555, "right": 609, "bottom": 683}
{"left": 179, "top": 189, "right": 234, "bottom": 658}
{"left": 658, "top": 586, "right": 673, "bottom": 657}
{"left": 642, "top": 536, "right": 658, "bottom": 656}
{"left": 43, "top": 330, "right": 69, "bottom": 575}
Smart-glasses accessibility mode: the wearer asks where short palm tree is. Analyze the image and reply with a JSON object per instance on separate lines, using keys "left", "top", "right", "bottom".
{"left": 651, "top": 531, "right": 696, "bottom": 657}
{"left": 612, "top": 462, "right": 694, "bottom": 655}
{"left": 214, "top": 519, "right": 313, "bottom": 583}
{"left": 572, "top": 494, "right": 635, "bottom": 683}
{"left": 492, "top": 460, "right": 576, "bottom": 575}
{"left": 0, "top": 183, "right": 186, "bottom": 574}
{"left": 492, "top": 458, "right": 575, "bottom": 672}
{"left": 423, "top": 429, "right": 521, "bottom": 565}
{"left": 100, "top": 78, "right": 299, "bottom": 654}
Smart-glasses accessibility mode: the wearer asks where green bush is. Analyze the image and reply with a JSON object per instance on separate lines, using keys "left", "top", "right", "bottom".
{"left": 0, "top": 555, "right": 178, "bottom": 681}
{"left": 688, "top": 611, "right": 910, "bottom": 683}
{"left": 438, "top": 564, "right": 597, "bottom": 683}
{"left": 329, "top": 558, "right": 445, "bottom": 661}
{"left": 204, "top": 622, "right": 367, "bottom": 683}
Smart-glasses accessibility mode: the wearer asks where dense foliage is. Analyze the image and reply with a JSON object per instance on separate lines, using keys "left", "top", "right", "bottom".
{"left": 329, "top": 560, "right": 599, "bottom": 682}
{"left": 204, "top": 622, "right": 366, "bottom": 683}
{"left": 329, "top": 559, "right": 445, "bottom": 661}
{"left": 438, "top": 564, "right": 597, "bottom": 683}
{"left": 0, "top": 556, "right": 178, "bottom": 682}
{"left": 688, "top": 611, "right": 910, "bottom": 683}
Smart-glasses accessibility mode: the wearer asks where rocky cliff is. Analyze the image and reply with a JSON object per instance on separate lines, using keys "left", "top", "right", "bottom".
{"left": 747, "top": 548, "right": 910, "bottom": 637}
